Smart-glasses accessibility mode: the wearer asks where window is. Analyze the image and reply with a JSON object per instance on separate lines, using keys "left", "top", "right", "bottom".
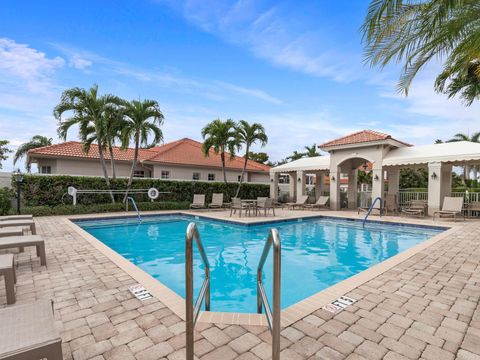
{"left": 237, "top": 175, "right": 242, "bottom": 182}
{"left": 133, "top": 170, "right": 145, "bottom": 178}
{"left": 192, "top": 172, "right": 200, "bottom": 181}
{"left": 161, "top": 171, "right": 170, "bottom": 179}
{"left": 208, "top": 173, "right": 215, "bottom": 181}
{"left": 40, "top": 166, "right": 51, "bottom": 174}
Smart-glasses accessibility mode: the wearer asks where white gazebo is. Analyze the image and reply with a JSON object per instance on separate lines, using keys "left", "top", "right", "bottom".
{"left": 270, "top": 130, "right": 480, "bottom": 215}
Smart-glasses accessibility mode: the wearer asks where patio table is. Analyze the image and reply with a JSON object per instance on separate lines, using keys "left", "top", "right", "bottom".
{"left": 241, "top": 199, "right": 258, "bottom": 216}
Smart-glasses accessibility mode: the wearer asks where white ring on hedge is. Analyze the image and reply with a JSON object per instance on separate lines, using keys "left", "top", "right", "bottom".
{"left": 148, "top": 188, "right": 160, "bottom": 200}
{"left": 67, "top": 186, "right": 77, "bottom": 196}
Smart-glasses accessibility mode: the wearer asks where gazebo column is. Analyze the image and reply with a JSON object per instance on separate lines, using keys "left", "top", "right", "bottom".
{"left": 387, "top": 168, "right": 400, "bottom": 200}
{"left": 296, "top": 170, "right": 306, "bottom": 201}
{"left": 270, "top": 172, "right": 279, "bottom": 199}
{"left": 288, "top": 173, "right": 296, "bottom": 202}
{"left": 371, "top": 165, "right": 385, "bottom": 202}
{"left": 329, "top": 167, "right": 341, "bottom": 210}
{"left": 427, "top": 162, "right": 452, "bottom": 216}
{"left": 315, "top": 171, "right": 325, "bottom": 200}
{"left": 347, "top": 169, "right": 358, "bottom": 209}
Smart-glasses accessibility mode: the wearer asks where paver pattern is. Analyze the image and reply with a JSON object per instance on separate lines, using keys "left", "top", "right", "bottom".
{"left": 0, "top": 214, "right": 479, "bottom": 359}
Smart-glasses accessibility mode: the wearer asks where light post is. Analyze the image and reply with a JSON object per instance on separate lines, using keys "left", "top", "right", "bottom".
{"left": 13, "top": 169, "right": 23, "bottom": 215}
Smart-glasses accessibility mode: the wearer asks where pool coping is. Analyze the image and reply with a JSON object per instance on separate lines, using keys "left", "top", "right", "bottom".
{"left": 65, "top": 211, "right": 457, "bottom": 327}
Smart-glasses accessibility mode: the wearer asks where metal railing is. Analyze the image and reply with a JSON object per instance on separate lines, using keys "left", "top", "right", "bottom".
{"left": 257, "top": 229, "right": 281, "bottom": 360}
{"left": 126, "top": 196, "right": 142, "bottom": 221}
{"left": 362, "top": 196, "right": 382, "bottom": 227}
{"left": 185, "top": 223, "right": 211, "bottom": 360}
{"left": 398, "top": 190, "right": 428, "bottom": 208}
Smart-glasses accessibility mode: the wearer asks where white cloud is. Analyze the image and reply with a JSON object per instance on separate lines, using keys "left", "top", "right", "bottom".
{"left": 0, "top": 38, "right": 64, "bottom": 93}
{"left": 69, "top": 54, "right": 92, "bottom": 69}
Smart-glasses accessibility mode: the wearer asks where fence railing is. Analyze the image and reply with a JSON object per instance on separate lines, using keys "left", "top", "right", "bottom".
{"left": 398, "top": 191, "right": 428, "bottom": 208}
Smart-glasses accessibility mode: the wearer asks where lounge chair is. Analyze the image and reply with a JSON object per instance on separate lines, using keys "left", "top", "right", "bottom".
{"left": 433, "top": 197, "right": 465, "bottom": 221}
{"left": 0, "top": 300, "right": 62, "bottom": 360}
{"left": 0, "top": 227, "right": 24, "bottom": 237}
{"left": 286, "top": 195, "right": 308, "bottom": 210}
{"left": 208, "top": 193, "right": 224, "bottom": 209}
{"left": 0, "top": 235, "right": 46, "bottom": 266}
{"left": 230, "top": 198, "right": 251, "bottom": 217}
{"left": 401, "top": 200, "right": 428, "bottom": 218}
{"left": 0, "top": 254, "right": 16, "bottom": 304}
{"left": 257, "top": 198, "right": 275, "bottom": 216}
{"left": 384, "top": 194, "right": 398, "bottom": 215}
{"left": 0, "top": 215, "right": 33, "bottom": 221}
{"left": 190, "top": 194, "right": 205, "bottom": 209}
{"left": 304, "top": 196, "right": 329, "bottom": 210}
{"left": 0, "top": 219, "right": 36, "bottom": 234}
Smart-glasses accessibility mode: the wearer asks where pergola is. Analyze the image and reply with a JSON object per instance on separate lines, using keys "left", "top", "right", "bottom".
{"left": 270, "top": 130, "right": 480, "bottom": 215}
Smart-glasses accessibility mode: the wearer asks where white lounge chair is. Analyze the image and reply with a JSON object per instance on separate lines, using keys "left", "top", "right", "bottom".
{"left": 0, "top": 227, "right": 24, "bottom": 237}
{"left": 0, "top": 300, "right": 62, "bottom": 360}
{"left": 304, "top": 196, "right": 329, "bottom": 210}
{"left": 433, "top": 197, "right": 465, "bottom": 221}
{"left": 208, "top": 193, "right": 224, "bottom": 209}
{"left": 0, "top": 235, "right": 46, "bottom": 266}
{"left": 286, "top": 195, "right": 309, "bottom": 210}
{"left": 0, "top": 254, "right": 16, "bottom": 304}
{"left": 0, "top": 219, "right": 36, "bottom": 234}
{"left": 0, "top": 215, "right": 33, "bottom": 221}
{"left": 190, "top": 194, "right": 206, "bottom": 209}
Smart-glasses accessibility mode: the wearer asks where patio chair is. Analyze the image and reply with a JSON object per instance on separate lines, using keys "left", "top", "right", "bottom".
{"left": 190, "top": 194, "right": 205, "bottom": 209}
{"left": 384, "top": 194, "right": 398, "bottom": 215}
{"left": 304, "top": 196, "right": 329, "bottom": 211}
{"left": 433, "top": 197, "right": 465, "bottom": 221}
{"left": 0, "top": 227, "right": 24, "bottom": 237}
{"left": 401, "top": 200, "right": 428, "bottom": 218}
{"left": 230, "top": 198, "right": 251, "bottom": 217}
{"left": 0, "top": 215, "right": 33, "bottom": 221}
{"left": 256, "top": 197, "right": 275, "bottom": 216}
{"left": 0, "top": 219, "right": 36, "bottom": 234}
{"left": 0, "top": 235, "right": 46, "bottom": 266}
{"left": 0, "top": 253, "right": 16, "bottom": 304}
{"left": 286, "top": 195, "right": 309, "bottom": 210}
{"left": 467, "top": 201, "right": 480, "bottom": 218}
{"left": 208, "top": 193, "right": 224, "bottom": 209}
{"left": 0, "top": 299, "right": 63, "bottom": 360}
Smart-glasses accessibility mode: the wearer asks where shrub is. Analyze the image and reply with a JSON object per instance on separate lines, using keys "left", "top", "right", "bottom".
{"left": 18, "top": 175, "right": 270, "bottom": 207}
{"left": 0, "top": 187, "right": 12, "bottom": 215}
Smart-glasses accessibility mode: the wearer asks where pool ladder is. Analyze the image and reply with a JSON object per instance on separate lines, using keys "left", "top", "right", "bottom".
{"left": 185, "top": 224, "right": 281, "bottom": 360}
{"left": 362, "top": 196, "right": 383, "bottom": 227}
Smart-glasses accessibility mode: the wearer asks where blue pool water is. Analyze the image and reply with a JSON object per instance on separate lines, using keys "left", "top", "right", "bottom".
{"left": 76, "top": 215, "right": 443, "bottom": 313}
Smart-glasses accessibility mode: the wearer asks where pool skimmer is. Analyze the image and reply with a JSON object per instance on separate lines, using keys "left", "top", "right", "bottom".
{"left": 129, "top": 284, "right": 153, "bottom": 301}
{"left": 322, "top": 296, "right": 356, "bottom": 314}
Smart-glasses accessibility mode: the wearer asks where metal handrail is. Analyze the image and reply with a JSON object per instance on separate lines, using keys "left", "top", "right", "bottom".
{"left": 257, "top": 228, "right": 281, "bottom": 360}
{"left": 362, "top": 196, "right": 382, "bottom": 227}
{"left": 186, "top": 223, "right": 210, "bottom": 360}
{"left": 126, "top": 197, "right": 142, "bottom": 221}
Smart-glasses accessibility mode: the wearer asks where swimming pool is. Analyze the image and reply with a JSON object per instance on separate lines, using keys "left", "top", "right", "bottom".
{"left": 76, "top": 215, "right": 444, "bottom": 313}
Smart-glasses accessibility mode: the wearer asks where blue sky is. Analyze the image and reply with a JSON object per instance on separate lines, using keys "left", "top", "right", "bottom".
{"left": 1, "top": 0, "right": 479, "bottom": 171}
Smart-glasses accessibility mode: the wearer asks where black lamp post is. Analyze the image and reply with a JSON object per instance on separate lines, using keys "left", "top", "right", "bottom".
{"left": 13, "top": 169, "right": 23, "bottom": 215}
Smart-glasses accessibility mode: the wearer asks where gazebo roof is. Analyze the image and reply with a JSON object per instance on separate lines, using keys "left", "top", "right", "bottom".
{"left": 382, "top": 141, "right": 480, "bottom": 166}
{"left": 270, "top": 156, "right": 330, "bottom": 173}
{"left": 319, "top": 130, "right": 411, "bottom": 150}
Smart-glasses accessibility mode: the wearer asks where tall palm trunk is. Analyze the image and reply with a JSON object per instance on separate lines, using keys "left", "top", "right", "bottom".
{"left": 109, "top": 145, "right": 116, "bottom": 180}
{"left": 123, "top": 134, "right": 139, "bottom": 202}
{"left": 220, "top": 150, "right": 228, "bottom": 185}
{"left": 98, "top": 144, "right": 115, "bottom": 203}
{"left": 235, "top": 145, "right": 250, "bottom": 198}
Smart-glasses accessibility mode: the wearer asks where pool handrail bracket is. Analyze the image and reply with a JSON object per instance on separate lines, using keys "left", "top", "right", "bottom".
{"left": 257, "top": 228, "right": 281, "bottom": 360}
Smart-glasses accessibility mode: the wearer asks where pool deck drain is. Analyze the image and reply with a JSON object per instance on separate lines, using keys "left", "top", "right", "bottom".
{"left": 0, "top": 210, "right": 479, "bottom": 359}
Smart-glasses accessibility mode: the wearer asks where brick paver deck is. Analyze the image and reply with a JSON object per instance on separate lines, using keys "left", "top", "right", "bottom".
{"left": 0, "top": 214, "right": 479, "bottom": 359}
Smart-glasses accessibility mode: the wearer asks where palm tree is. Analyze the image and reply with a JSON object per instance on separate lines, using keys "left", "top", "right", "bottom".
{"left": 362, "top": 0, "right": 480, "bottom": 102}
{"left": 435, "top": 59, "right": 480, "bottom": 105}
{"left": 287, "top": 150, "right": 305, "bottom": 162}
{"left": 0, "top": 140, "right": 11, "bottom": 169}
{"left": 447, "top": 132, "right": 480, "bottom": 181}
{"left": 304, "top": 144, "right": 320, "bottom": 157}
{"left": 234, "top": 120, "right": 268, "bottom": 197}
{"left": 201, "top": 119, "right": 238, "bottom": 185}
{"left": 121, "top": 99, "right": 164, "bottom": 201}
{"left": 54, "top": 85, "right": 123, "bottom": 203}
{"left": 14, "top": 135, "right": 53, "bottom": 172}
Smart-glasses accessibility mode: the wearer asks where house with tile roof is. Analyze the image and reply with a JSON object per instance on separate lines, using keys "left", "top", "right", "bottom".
{"left": 27, "top": 138, "right": 270, "bottom": 183}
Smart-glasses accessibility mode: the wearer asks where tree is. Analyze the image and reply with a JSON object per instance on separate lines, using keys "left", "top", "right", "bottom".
{"left": 54, "top": 85, "right": 123, "bottom": 203}
{"left": 362, "top": 0, "right": 480, "bottom": 103}
{"left": 201, "top": 119, "right": 238, "bottom": 185}
{"left": 0, "top": 140, "right": 12, "bottom": 169}
{"left": 246, "top": 152, "right": 269, "bottom": 164}
{"left": 304, "top": 144, "right": 320, "bottom": 157}
{"left": 286, "top": 150, "right": 305, "bottom": 162}
{"left": 121, "top": 99, "right": 164, "bottom": 201}
{"left": 447, "top": 132, "right": 480, "bottom": 181}
{"left": 14, "top": 135, "right": 53, "bottom": 172}
{"left": 400, "top": 168, "right": 428, "bottom": 189}
{"left": 235, "top": 120, "right": 268, "bottom": 197}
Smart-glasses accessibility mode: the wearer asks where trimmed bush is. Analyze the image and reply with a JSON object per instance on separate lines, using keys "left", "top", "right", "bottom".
{"left": 0, "top": 187, "right": 12, "bottom": 215}
{"left": 17, "top": 174, "right": 269, "bottom": 208}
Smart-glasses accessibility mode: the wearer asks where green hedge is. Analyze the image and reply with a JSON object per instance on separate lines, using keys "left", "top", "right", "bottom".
{"left": 0, "top": 187, "right": 13, "bottom": 215}
{"left": 21, "top": 201, "right": 190, "bottom": 217}
{"left": 18, "top": 175, "right": 270, "bottom": 207}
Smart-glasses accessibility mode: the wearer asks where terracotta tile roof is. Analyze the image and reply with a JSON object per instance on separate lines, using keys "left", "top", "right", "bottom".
{"left": 319, "top": 130, "right": 411, "bottom": 148}
{"left": 28, "top": 138, "right": 270, "bottom": 172}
